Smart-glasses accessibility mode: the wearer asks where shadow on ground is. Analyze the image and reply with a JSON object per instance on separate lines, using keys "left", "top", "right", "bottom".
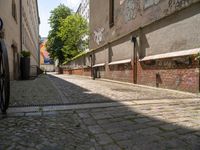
{"left": 48, "top": 74, "right": 198, "bottom": 104}
{"left": 10, "top": 74, "right": 198, "bottom": 107}
{"left": 2, "top": 74, "right": 200, "bottom": 149}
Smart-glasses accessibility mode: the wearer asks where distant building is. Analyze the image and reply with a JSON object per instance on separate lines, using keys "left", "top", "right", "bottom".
{"left": 77, "top": 0, "right": 90, "bottom": 52}
{"left": 76, "top": 0, "right": 90, "bottom": 23}
{"left": 0, "top": 0, "right": 40, "bottom": 80}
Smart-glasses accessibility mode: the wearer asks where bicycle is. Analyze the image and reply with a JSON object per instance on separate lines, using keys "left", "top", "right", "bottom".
{"left": 0, "top": 19, "right": 10, "bottom": 114}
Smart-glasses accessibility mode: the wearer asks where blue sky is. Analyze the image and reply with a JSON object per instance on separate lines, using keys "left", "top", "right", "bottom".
{"left": 38, "top": 0, "right": 81, "bottom": 37}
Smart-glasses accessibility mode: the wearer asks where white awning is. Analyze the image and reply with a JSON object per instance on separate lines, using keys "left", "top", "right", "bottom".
{"left": 139, "top": 48, "right": 200, "bottom": 61}
{"left": 93, "top": 63, "right": 105, "bottom": 67}
{"left": 108, "top": 59, "right": 132, "bottom": 65}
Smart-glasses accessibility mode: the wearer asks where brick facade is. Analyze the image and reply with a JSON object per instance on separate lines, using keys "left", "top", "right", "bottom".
{"left": 63, "top": 0, "right": 200, "bottom": 93}
{"left": 137, "top": 57, "right": 199, "bottom": 93}
{"left": 64, "top": 54, "right": 199, "bottom": 93}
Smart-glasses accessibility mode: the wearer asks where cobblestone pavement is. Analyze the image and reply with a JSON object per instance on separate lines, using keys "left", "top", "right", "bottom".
{"left": 1, "top": 98, "right": 200, "bottom": 150}
{"left": 49, "top": 74, "right": 199, "bottom": 104}
{"left": 5, "top": 74, "right": 199, "bottom": 149}
{"left": 10, "top": 74, "right": 199, "bottom": 106}
{"left": 10, "top": 75, "right": 62, "bottom": 106}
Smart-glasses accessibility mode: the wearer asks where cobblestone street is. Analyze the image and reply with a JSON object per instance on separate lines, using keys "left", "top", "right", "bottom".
{"left": 1, "top": 74, "right": 200, "bottom": 149}
{"left": 48, "top": 74, "right": 199, "bottom": 104}
{"left": 10, "top": 75, "right": 62, "bottom": 106}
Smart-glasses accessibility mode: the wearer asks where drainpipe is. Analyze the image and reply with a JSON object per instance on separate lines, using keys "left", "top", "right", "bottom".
{"left": 90, "top": 54, "right": 93, "bottom": 79}
{"left": 20, "top": 0, "right": 22, "bottom": 52}
{"left": 199, "top": 59, "right": 200, "bottom": 93}
{"left": 131, "top": 36, "right": 137, "bottom": 84}
{"left": 19, "top": 0, "right": 22, "bottom": 79}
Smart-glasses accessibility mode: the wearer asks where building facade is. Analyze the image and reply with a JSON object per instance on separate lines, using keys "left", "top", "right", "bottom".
{"left": 0, "top": 0, "right": 21, "bottom": 80}
{"left": 77, "top": 0, "right": 90, "bottom": 22}
{"left": 22, "top": 0, "right": 40, "bottom": 76}
{"left": 65, "top": 0, "right": 200, "bottom": 93}
{"left": 0, "top": 0, "right": 40, "bottom": 80}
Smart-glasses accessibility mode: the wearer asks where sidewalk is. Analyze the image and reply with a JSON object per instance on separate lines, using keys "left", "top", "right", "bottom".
{"left": 10, "top": 75, "right": 63, "bottom": 106}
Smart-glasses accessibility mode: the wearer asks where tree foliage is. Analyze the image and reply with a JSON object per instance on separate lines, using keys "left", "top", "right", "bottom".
{"left": 195, "top": 52, "right": 200, "bottom": 61}
{"left": 46, "top": 4, "right": 88, "bottom": 65}
{"left": 58, "top": 14, "right": 88, "bottom": 62}
{"left": 46, "top": 4, "right": 71, "bottom": 64}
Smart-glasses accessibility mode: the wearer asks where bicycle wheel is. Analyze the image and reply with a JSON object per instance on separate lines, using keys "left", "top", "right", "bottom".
{"left": 0, "top": 39, "right": 10, "bottom": 114}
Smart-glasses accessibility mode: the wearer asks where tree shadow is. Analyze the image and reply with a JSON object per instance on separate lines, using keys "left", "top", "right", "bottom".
{"left": 5, "top": 74, "right": 200, "bottom": 149}
{"left": 48, "top": 74, "right": 197, "bottom": 105}
{"left": 46, "top": 74, "right": 200, "bottom": 149}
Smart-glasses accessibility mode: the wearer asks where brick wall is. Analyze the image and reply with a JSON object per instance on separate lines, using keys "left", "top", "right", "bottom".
{"left": 137, "top": 57, "right": 199, "bottom": 93}
{"left": 63, "top": 56, "right": 199, "bottom": 93}
{"left": 105, "top": 63, "right": 133, "bottom": 83}
{"left": 63, "top": 68, "right": 92, "bottom": 77}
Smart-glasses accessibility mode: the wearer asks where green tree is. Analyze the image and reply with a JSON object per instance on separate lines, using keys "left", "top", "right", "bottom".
{"left": 58, "top": 14, "right": 88, "bottom": 62}
{"left": 195, "top": 52, "right": 200, "bottom": 61}
{"left": 46, "top": 4, "right": 71, "bottom": 64}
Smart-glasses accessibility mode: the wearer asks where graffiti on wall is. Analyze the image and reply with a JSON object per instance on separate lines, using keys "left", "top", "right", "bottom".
{"left": 144, "top": 0, "right": 161, "bottom": 9}
{"left": 124, "top": 0, "right": 140, "bottom": 22}
{"left": 142, "top": 57, "right": 192, "bottom": 69}
{"left": 94, "top": 27, "right": 104, "bottom": 45}
{"left": 168, "top": 0, "right": 191, "bottom": 10}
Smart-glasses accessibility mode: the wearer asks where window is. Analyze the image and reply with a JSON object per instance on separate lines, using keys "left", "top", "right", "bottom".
{"left": 109, "top": 0, "right": 114, "bottom": 28}
{"left": 12, "top": 0, "right": 17, "bottom": 22}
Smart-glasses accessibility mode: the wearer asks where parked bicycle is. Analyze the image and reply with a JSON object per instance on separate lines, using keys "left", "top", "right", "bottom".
{"left": 0, "top": 18, "right": 10, "bottom": 114}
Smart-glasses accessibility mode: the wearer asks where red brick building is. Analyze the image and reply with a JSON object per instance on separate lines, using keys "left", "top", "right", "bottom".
{"left": 64, "top": 0, "right": 200, "bottom": 93}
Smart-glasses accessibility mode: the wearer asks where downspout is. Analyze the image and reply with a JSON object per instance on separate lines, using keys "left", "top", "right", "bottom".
{"left": 19, "top": 0, "right": 22, "bottom": 79}
{"left": 199, "top": 59, "right": 200, "bottom": 93}
{"left": 20, "top": 0, "right": 22, "bottom": 52}
{"left": 131, "top": 36, "right": 137, "bottom": 84}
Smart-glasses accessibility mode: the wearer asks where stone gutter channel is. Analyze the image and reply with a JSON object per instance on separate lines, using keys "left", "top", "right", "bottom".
{"left": 5, "top": 98, "right": 200, "bottom": 117}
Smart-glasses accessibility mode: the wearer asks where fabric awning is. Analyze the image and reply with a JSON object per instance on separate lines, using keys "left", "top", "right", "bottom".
{"left": 108, "top": 59, "right": 132, "bottom": 65}
{"left": 139, "top": 48, "right": 200, "bottom": 61}
{"left": 93, "top": 63, "right": 105, "bottom": 67}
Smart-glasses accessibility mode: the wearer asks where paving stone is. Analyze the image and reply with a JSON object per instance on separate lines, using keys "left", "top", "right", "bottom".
{"left": 78, "top": 112, "right": 91, "bottom": 118}
{"left": 176, "top": 128, "right": 196, "bottom": 135}
{"left": 131, "top": 143, "right": 166, "bottom": 150}
{"left": 159, "top": 124, "right": 180, "bottom": 131}
{"left": 102, "top": 144, "right": 121, "bottom": 150}
{"left": 160, "top": 139, "right": 189, "bottom": 149}
{"left": 88, "top": 125, "right": 104, "bottom": 134}
{"left": 83, "top": 118, "right": 97, "bottom": 126}
{"left": 136, "top": 127, "right": 161, "bottom": 135}
{"left": 91, "top": 112, "right": 113, "bottom": 120}
{"left": 104, "top": 126, "right": 124, "bottom": 134}
{"left": 95, "top": 134, "right": 114, "bottom": 145}
{"left": 159, "top": 131, "right": 179, "bottom": 139}
{"left": 117, "top": 140, "right": 134, "bottom": 150}
{"left": 110, "top": 131, "right": 133, "bottom": 141}
{"left": 134, "top": 117, "right": 151, "bottom": 123}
